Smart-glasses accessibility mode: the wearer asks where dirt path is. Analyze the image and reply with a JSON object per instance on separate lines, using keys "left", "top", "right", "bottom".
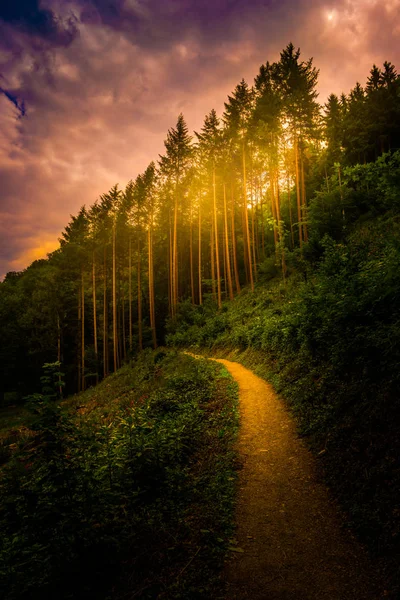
{"left": 215, "top": 358, "right": 383, "bottom": 600}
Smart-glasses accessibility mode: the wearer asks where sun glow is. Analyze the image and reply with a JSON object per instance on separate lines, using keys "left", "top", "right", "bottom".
{"left": 325, "top": 9, "right": 336, "bottom": 23}
{"left": 9, "top": 239, "right": 60, "bottom": 273}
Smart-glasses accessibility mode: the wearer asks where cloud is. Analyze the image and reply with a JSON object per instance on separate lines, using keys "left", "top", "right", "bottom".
{"left": 0, "top": 0, "right": 399, "bottom": 278}
{"left": 0, "top": 0, "right": 78, "bottom": 47}
{"left": 0, "top": 86, "right": 26, "bottom": 115}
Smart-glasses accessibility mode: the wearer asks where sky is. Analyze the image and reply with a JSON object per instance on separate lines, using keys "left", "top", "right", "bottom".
{"left": 1, "top": 0, "right": 400, "bottom": 278}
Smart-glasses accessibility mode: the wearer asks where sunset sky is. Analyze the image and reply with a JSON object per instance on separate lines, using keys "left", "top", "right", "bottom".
{"left": 1, "top": 0, "right": 399, "bottom": 278}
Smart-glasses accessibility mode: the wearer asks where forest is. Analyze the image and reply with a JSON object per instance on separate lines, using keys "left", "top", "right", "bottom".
{"left": 1, "top": 43, "right": 399, "bottom": 400}
{"left": 1, "top": 42, "right": 400, "bottom": 598}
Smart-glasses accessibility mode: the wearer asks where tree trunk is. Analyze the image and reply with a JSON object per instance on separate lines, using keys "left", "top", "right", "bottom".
{"left": 287, "top": 175, "right": 294, "bottom": 250}
{"left": 198, "top": 193, "right": 203, "bottom": 305}
{"left": 251, "top": 193, "right": 257, "bottom": 282}
{"left": 242, "top": 203, "right": 249, "bottom": 285}
{"left": 77, "top": 288, "right": 81, "bottom": 393}
{"left": 190, "top": 198, "right": 195, "bottom": 304}
{"left": 242, "top": 141, "right": 254, "bottom": 291}
{"left": 222, "top": 234, "right": 227, "bottom": 299}
{"left": 122, "top": 287, "right": 126, "bottom": 361}
{"left": 260, "top": 176, "right": 265, "bottom": 258}
{"left": 129, "top": 237, "right": 132, "bottom": 354}
{"left": 92, "top": 251, "right": 98, "bottom": 384}
{"left": 168, "top": 218, "right": 173, "bottom": 317}
{"left": 148, "top": 219, "right": 157, "bottom": 349}
{"left": 255, "top": 176, "right": 260, "bottom": 263}
{"left": 250, "top": 148, "right": 258, "bottom": 282}
{"left": 112, "top": 223, "right": 117, "bottom": 372}
{"left": 172, "top": 187, "right": 179, "bottom": 317}
{"left": 294, "top": 136, "right": 303, "bottom": 248}
{"left": 211, "top": 219, "right": 216, "bottom": 302}
{"left": 81, "top": 268, "right": 85, "bottom": 391}
{"left": 223, "top": 183, "right": 234, "bottom": 300}
{"left": 103, "top": 246, "right": 108, "bottom": 378}
{"left": 338, "top": 164, "right": 346, "bottom": 223}
{"left": 231, "top": 183, "right": 241, "bottom": 293}
{"left": 213, "top": 165, "right": 222, "bottom": 309}
{"left": 117, "top": 272, "right": 121, "bottom": 368}
{"left": 270, "top": 170, "right": 278, "bottom": 247}
{"left": 300, "top": 146, "right": 308, "bottom": 242}
{"left": 275, "top": 173, "right": 286, "bottom": 282}
{"left": 137, "top": 232, "right": 142, "bottom": 352}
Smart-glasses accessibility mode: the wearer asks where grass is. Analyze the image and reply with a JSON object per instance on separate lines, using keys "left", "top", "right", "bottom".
{"left": 165, "top": 227, "right": 400, "bottom": 597}
{"left": 0, "top": 348, "right": 239, "bottom": 600}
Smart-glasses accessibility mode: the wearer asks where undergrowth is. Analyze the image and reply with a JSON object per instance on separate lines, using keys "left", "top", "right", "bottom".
{"left": 166, "top": 214, "right": 400, "bottom": 596}
{"left": 0, "top": 349, "right": 239, "bottom": 600}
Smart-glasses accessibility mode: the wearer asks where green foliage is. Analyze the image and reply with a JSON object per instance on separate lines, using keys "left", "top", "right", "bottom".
{"left": 0, "top": 350, "right": 238, "bottom": 599}
{"left": 168, "top": 200, "right": 400, "bottom": 592}
{"left": 1, "top": 43, "right": 400, "bottom": 597}
{"left": 24, "top": 362, "right": 65, "bottom": 410}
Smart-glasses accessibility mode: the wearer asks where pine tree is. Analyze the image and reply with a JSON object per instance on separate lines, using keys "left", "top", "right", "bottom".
{"left": 273, "top": 43, "right": 320, "bottom": 245}
{"left": 60, "top": 206, "right": 89, "bottom": 390}
{"left": 159, "top": 114, "right": 192, "bottom": 317}
{"left": 101, "top": 185, "right": 122, "bottom": 372}
{"left": 223, "top": 79, "right": 255, "bottom": 290}
{"left": 196, "top": 109, "right": 224, "bottom": 307}
{"left": 324, "top": 94, "right": 343, "bottom": 170}
{"left": 253, "top": 61, "right": 286, "bottom": 276}
{"left": 142, "top": 162, "right": 158, "bottom": 349}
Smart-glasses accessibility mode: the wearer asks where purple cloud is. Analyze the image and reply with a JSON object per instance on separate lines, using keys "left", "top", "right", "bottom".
{"left": 0, "top": 0, "right": 399, "bottom": 278}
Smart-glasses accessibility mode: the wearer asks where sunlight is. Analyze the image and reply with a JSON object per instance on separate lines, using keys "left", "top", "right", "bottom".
{"left": 325, "top": 9, "right": 337, "bottom": 24}
{"left": 9, "top": 239, "right": 60, "bottom": 271}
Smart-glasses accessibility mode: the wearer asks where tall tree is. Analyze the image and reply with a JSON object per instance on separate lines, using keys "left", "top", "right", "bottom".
{"left": 223, "top": 79, "right": 255, "bottom": 290}
{"left": 143, "top": 162, "right": 158, "bottom": 349}
{"left": 253, "top": 60, "right": 286, "bottom": 276}
{"left": 273, "top": 43, "right": 320, "bottom": 245}
{"left": 324, "top": 94, "right": 343, "bottom": 170}
{"left": 159, "top": 114, "right": 193, "bottom": 318}
{"left": 101, "top": 185, "right": 122, "bottom": 372}
{"left": 196, "top": 109, "right": 224, "bottom": 307}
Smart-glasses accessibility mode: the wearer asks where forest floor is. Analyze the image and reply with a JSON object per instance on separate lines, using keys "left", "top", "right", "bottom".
{"left": 214, "top": 358, "right": 385, "bottom": 600}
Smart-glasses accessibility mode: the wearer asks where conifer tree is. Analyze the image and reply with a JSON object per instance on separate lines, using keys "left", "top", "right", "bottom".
{"left": 159, "top": 114, "right": 192, "bottom": 317}
{"left": 60, "top": 206, "right": 89, "bottom": 390}
{"left": 273, "top": 43, "right": 320, "bottom": 245}
{"left": 223, "top": 79, "right": 255, "bottom": 290}
{"left": 101, "top": 185, "right": 122, "bottom": 372}
{"left": 253, "top": 61, "right": 286, "bottom": 276}
{"left": 196, "top": 109, "right": 224, "bottom": 307}
{"left": 324, "top": 94, "right": 343, "bottom": 170}
{"left": 142, "top": 162, "right": 158, "bottom": 348}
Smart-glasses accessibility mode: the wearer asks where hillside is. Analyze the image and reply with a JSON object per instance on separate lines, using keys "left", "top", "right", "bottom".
{"left": 167, "top": 164, "right": 400, "bottom": 594}
{"left": 1, "top": 42, "right": 400, "bottom": 599}
{"left": 2, "top": 47, "right": 400, "bottom": 402}
{"left": 0, "top": 350, "right": 238, "bottom": 599}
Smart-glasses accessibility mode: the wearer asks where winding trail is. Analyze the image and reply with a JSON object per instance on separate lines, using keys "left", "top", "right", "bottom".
{"left": 214, "top": 358, "right": 383, "bottom": 600}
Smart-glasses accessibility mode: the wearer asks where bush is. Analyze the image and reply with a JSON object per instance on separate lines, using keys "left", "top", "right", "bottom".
{"left": 0, "top": 351, "right": 239, "bottom": 600}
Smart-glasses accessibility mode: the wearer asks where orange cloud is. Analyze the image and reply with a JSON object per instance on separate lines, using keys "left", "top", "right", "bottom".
{"left": 8, "top": 238, "right": 60, "bottom": 273}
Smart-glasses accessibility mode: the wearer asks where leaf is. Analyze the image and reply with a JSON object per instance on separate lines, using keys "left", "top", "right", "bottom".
{"left": 228, "top": 547, "right": 244, "bottom": 553}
